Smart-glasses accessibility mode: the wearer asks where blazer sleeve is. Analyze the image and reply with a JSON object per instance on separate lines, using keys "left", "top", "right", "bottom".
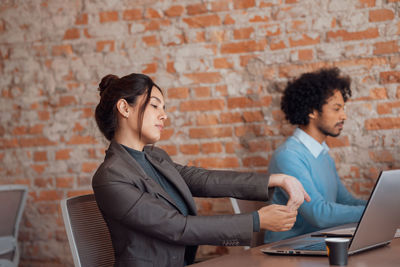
{"left": 93, "top": 165, "right": 254, "bottom": 246}
{"left": 150, "top": 146, "right": 271, "bottom": 201}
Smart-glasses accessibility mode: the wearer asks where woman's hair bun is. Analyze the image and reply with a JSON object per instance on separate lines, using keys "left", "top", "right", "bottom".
{"left": 98, "top": 74, "right": 119, "bottom": 96}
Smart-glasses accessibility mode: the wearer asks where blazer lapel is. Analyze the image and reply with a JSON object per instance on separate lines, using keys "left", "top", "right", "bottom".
{"left": 108, "top": 141, "right": 185, "bottom": 212}
{"left": 145, "top": 154, "right": 197, "bottom": 214}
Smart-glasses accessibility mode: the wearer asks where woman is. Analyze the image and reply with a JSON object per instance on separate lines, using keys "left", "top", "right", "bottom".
{"left": 92, "top": 73, "right": 310, "bottom": 267}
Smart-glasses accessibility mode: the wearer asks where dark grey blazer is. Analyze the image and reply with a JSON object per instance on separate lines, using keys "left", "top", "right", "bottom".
{"left": 92, "top": 141, "right": 271, "bottom": 267}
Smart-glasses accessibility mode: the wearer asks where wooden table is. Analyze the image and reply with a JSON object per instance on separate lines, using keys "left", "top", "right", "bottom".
{"left": 192, "top": 238, "right": 400, "bottom": 267}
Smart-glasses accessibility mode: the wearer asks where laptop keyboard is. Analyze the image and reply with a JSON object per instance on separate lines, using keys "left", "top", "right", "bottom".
{"left": 295, "top": 242, "right": 327, "bottom": 251}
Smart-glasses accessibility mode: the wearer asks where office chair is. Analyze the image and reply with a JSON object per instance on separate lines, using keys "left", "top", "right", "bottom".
{"left": 230, "top": 198, "right": 267, "bottom": 248}
{"left": 0, "top": 185, "right": 28, "bottom": 267}
{"left": 61, "top": 194, "right": 115, "bottom": 267}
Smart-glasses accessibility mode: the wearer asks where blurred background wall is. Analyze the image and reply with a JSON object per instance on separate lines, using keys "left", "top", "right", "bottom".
{"left": 0, "top": 0, "right": 399, "bottom": 265}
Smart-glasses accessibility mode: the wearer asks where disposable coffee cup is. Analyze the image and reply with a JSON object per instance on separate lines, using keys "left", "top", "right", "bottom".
{"left": 325, "top": 238, "right": 350, "bottom": 266}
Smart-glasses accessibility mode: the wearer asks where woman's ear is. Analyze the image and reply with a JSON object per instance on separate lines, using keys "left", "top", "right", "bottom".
{"left": 116, "top": 99, "right": 130, "bottom": 118}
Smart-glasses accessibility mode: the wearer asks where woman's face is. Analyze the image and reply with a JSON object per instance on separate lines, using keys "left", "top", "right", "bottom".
{"left": 129, "top": 87, "right": 167, "bottom": 147}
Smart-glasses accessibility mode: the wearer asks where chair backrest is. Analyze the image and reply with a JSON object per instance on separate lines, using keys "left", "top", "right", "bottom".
{"left": 230, "top": 198, "right": 267, "bottom": 248}
{"left": 61, "top": 194, "right": 115, "bottom": 267}
{"left": 0, "top": 185, "right": 28, "bottom": 265}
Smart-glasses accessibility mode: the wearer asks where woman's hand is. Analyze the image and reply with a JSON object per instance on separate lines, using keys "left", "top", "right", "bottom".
{"left": 268, "top": 174, "right": 311, "bottom": 211}
{"left": 258, "top": 204, "right": 297, "bottom": 231}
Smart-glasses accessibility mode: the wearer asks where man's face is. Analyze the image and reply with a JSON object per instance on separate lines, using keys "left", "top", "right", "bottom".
{"left": 313, "top": 90, "right": 347, "bottom": 138}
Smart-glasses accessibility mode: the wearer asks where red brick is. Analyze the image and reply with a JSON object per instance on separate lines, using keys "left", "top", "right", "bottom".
{"left": 235, "top": 125, "right": 265, "bottom": 137}
{"left": 82, "top": 162, "right": 99, "bottom": 173}
{"left": 34, "top": 151, "right": 47, "bottom": 162}
{"left": 201, "top": 142, "right": 223, "bottom": 154}
{"left": 67, "top": 135, "right": 97, "bottom": 145}
{"left": 374, "top": 41, "right": 399, "bottom": 55}
{"left": 233, "top": 27, "right": 254, "bottom": 39}
{"left": 211, "top": 0, "right": 231, "bottom": 12}
{"left": 31, "top": 164, "right": 47, "bottom": 174}
{"left": 243, "top": 111, "right": 264, "bottom": 122}
{"left": 221, "top": 40, "right": 267, "bottom": 54}
{"left": 243, "top": 156, "right": 269, "bottom": 167}
{"left": 216, "top": 85, "right": 228, "bottom": 96}
{"left": 248, "top": 140, "right": 272, "bottom": 152}
{"left": 37, "top": 203, "right": 59, "bottom": 215}
{"left": 396, "top": 86, "right": 400, "bottom": 98}
{"left": 19, "top": 137, "right": 56, "bottom": 147}
{"left": 59, "top": 95, "right": 77, "bottom": 107}
{"left": 145, "top": 8, "right": 162, "bottom": 19}
{"left": 224, "top": 14, "right": 235, "bottom": 25}
{"left": 327, "top": 28, "right": 379, "bottom": 42}
{"left": 0, "top": 138, "right": 18, "bottom": 149}
{"left": 158, "top": 145, "right": 177, "bottom": 156}
{"left": 142, "top": 63, "right": 157, "bottom": 74}
{"left": 75, "top": 13, "right": 88, "bottom": 25}
{"left": 183, "top": 14, "right": 221, "bottom": 28}
{"left": 193, "top": 157, "right": 239, "bottom": 168}
{"left": 13, "top": 126, "right": 27, "bottom": 135}
{"left": 233, "top": 0, "right": 256, "bottom": 9}
{"left": 189, "top": 127, "right": 232, "bottom": 139}
{"left": 99, "top": 11, "right": 118, "bottom": 23}
{"left": 369, "top": 9, "right": 394, "bottom": 22}
{"left": 377, "top": 101, "right": 400, "bottom": 114}
{"left": 166, "top": 61, "right": 176, "bottom": 73}
{"left": 193, "top": 86, "right": 210, "bottom": 98}
{"left": 34, "top": 178, "right": 53, "bottom": 188}
{"left": 164, "top": 5, "right": 184, "bottom": 17}
{"left": 56, "top": 149, "right": 71, "bottom": 160}
{"left": 56, "top": 177, "right": 74, "bottom": 188}
{"left": 298, "top": 49, "right": 314, "bottom": 61}
{"left": 168, "top": 87, "right": 189, "bottom": 99}
{"left": 180, "top": 144, "right": 200, "bottom": 155}
{"left": 142, "top": 19, "right": 171, "bottom": 31}
{"left": 184, "top": 72, "right": 222, "bottom": 83}
{"left": 326, "top": 136, "right": 350, "bottom": 148}
{"left": 195, "top": 31, "right": 206, "bottom": 42}
{"left": 249, "top": 15, "right": 269, "bottom": 23}
{"left": 365, "top": 117, "right": 400, "bottom": 130}
{"left": 369, "top": 150, "right": 394, "bottom": 163}
{"left": 270, "top": 40, "right": 286, "bottom": 50}
{"left": 63, "top": 28, "right": 80, "bottom": 40}
{"left": 142, "top": 35, "right": 160, "bottom": 46}
{"left": 220, "top": 112, "right": 243, "bottom": 124}
{"left": 122, "top": 9, "right": 142, "bottom": 21}
{"left": 160, "top": 128, "right": 174, "bottom": 141}
{"left": 180, "top": 99, "right": 225, "bottom": 111}
{"left": 228, "top": 96, "right": 272, "bottom": 109}
{"left": 187, "top": 3, "right": 207, "bottom": 15}
{"left": 197, "top": 114, "right": 219, "bottom": 126}
{"left": 96, "top": 40, "right": 115, "bottom": 52}
{"left": 52, "top": 45, "right": 73, "bottom": 56}
{"left": 289, "top": 34, "right": 320, "bottom": 47}
{"left": 213, "top": 57, "right": 233, "bottom": 69}
{"left": 380, "top": 71, "right": 400, "bottom": 84}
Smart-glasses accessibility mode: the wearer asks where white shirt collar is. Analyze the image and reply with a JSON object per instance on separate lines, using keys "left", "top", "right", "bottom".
{"left": 292, "top": 128, "right": 330, "bottom": 158}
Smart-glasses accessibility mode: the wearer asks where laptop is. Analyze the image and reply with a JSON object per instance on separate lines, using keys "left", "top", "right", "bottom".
{"left": 261, "top": 169, "right": 400, "bottom": 256}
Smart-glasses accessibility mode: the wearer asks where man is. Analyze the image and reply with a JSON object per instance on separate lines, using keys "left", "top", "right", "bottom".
{"left": 264, "top": 67, "right": 367, "bottom": 243}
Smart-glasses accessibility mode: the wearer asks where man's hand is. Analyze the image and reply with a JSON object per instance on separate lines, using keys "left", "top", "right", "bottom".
{"left": 268, "top": 174, "right": 311, "bottom": 211}
{"left": 258, "top": 204, "right": 297, "bottom": 231}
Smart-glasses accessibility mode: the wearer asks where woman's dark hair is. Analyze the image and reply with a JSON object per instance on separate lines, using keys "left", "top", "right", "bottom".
{"left": 95, "top": 73, "right": 162, "bottom": 141}
{"left": 281, "top": 67, "right": 351, "bottom": 126}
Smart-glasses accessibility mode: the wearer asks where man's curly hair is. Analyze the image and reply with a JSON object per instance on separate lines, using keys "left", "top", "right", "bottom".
{"left": 281, "top": 67, "right": 351, "bottom": 126}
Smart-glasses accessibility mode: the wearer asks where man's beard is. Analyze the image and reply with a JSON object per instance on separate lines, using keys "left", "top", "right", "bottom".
{"left": 317, "top": 122, "right": 344, "bottom": 138}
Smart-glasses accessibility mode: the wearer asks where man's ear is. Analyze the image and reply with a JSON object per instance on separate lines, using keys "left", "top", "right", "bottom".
{"left": 309, "top": 110, "right": 318, "bottom": 120}
{"left": 116, "top": 99, "right": 130, "bottom": 118}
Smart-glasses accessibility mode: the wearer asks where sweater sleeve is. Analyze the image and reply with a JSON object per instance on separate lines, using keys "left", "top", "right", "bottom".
{"left": 269, "top": 149, "right": 365, "bottom": 229}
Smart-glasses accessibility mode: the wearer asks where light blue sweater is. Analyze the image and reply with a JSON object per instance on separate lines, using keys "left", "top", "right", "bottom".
{"left": 264, "top": 128, "right": 366, "bottom": 243}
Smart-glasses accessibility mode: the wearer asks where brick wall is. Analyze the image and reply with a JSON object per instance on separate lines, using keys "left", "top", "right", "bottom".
{"left": 0, "top": 0, "right": 399, "bottom": 265}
